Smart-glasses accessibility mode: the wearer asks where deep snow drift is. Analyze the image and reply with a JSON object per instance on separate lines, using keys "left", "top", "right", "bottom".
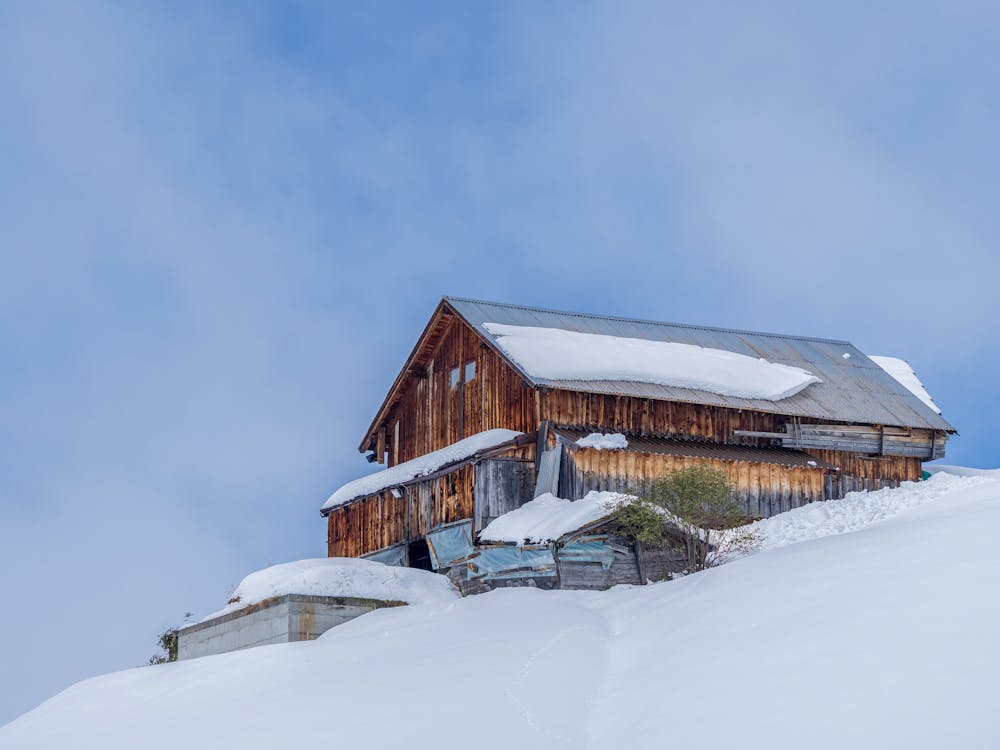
{"left": 4, "top": 471, "right": 999, "bottom": 749}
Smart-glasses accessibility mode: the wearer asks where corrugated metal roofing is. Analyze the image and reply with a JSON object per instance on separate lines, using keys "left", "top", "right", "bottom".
{"left": 553, "top": 427, "right": 837, "bottom": 469}
{"left": 445, "top": 297, "right": 954, "bottom": 432}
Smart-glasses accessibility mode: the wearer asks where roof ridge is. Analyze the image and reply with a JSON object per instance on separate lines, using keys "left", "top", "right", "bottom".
{"left": 444, "top": 295, "right": 852, "bottom": 346}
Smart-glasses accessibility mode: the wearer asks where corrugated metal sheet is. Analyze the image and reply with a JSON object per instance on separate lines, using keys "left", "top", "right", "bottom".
{"left": 446, "top": 297, "right": 954, "bottom": 432}
{"left": 552, "top": 427, "right": 837, "bottom": 469}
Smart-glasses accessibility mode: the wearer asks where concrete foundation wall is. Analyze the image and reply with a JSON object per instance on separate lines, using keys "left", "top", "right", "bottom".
{"left": 177, "top": 594, "right": 403, "bottom": 660}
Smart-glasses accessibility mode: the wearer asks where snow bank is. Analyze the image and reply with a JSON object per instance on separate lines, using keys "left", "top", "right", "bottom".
{"left": 727, "top": 472, "right": 989, "bottom": 560}
{"left": 869, "top": 354, "right": 941, "bottom": 414}
{"left": 201, "top": 558, "right": 458, "bottom": 620}
{"left": 576, "top": 432, "right": 628, "bottom": 450}
{"left": 483, "top": 322, "right": 821, "bottom": 401}
{"left": 322, "top": 428, "right": 522, "bottom": 511}
{"left": 8, "top": 471, "right": 1000, "bottom": 749}
{"left": 925, "top": 464, "right": 1000, "bottom": 479}
{"left": 479, "top": 490, "right": 629, "bottom": 544}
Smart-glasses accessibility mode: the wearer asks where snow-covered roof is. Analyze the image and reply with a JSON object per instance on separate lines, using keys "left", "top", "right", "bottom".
{"left": 484, "top": 323, "right": 822, "bottom": 402}
{"left": 323, "top": 429, "right": 523, "bottom": 513}
{"left": 479, "top": 491, "right": 630, "bottom": 544}
{"left": 443, "top": 297, "right": 954, "bottom": 431}
{"left": 869, "top": 355, "right": 941, "bottom": 414}
{"left": 198, "top": 557, "right": 459, "bottom": 622}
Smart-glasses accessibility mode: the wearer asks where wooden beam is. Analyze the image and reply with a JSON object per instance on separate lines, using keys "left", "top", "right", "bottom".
{"left": 732, "top": 430, "right": 789, "bottom": 440}
{"left": 376, "top": 425, "right": 386, "bottom": 464}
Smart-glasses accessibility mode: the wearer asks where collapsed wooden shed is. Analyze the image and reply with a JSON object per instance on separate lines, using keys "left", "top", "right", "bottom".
{"left": 322, "top": 297, "right": 954, "bottom": 585}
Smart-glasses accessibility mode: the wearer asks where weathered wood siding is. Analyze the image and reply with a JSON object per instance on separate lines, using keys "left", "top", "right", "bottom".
{"left": 328, "top": 464, "right": 477, "bottom": 557}
{"left": 327, "top": 492, "right": 406, "bottom": 559}
{"left": 383, "top": 317, "right": 536, "bottom": 465}
{"left": 539, "top": 390, "right": 790, "bottom": 444}
{"left": 561, "top": 448, "right": 828, "bottom": 518}
{"left": 473, "top": 458, "right": 536, "bottom": 532}
{"left": 636, "top": 540, "right": 688, "bottom": 582}
{"left": 539, "top": 392, "right": 929, "bottom": 507}
{"left": 556, "top": 534, "right": 643, "bottom": 589}
{"left": 780, "top": 424, "right": 945, "bottom": 459}
{"left": 804, "top": 449, "right": 921, "bottom": 497}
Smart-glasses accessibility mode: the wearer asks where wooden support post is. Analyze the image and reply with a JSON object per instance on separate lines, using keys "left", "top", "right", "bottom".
{"left": 634, "top": 538, "right": 647, "bottom": 584}
{"left": 536, "top": 420, "right": 551, "bottom": 475}
{"left": 376, "top": 425, "right": 386, "bottom": 464}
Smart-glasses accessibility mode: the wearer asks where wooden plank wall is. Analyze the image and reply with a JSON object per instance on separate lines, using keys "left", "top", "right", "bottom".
{"left": 327, "top": 492, "right": 407, "bottom": 559}
{"left": 327, "top": 465, "right": 476, "bottom": 557}
{"left": 804, "top": 449, "right": 921, "bottom": 498}
{"left": 556, "top": 534, "right": 644, "bottom": 589}
{"left": 783, "top": 424, "right": 943, "bottom": 459}
{"left": 563, "top": 449, "right": 828, "bottom": 518}
{"left": 538, "top": 390, "right": 790, "bottom": 443}
{"left": 539, "top": 392, "right": 928, "bottom": 500}
{"left": 473, "top": 458, "right": 536, "bottom": 531}
{"left": 384, "top": 318, "right": 536, "bottom": 465}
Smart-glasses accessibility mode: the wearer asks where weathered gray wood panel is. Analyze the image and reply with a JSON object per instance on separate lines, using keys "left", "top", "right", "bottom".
{"left": 534, "top": 447, "right": 562, "bottom": 498}
{"left": 782, "top": 424, "right": 945, "bottom": 459}
{"left": 473, "top": 458, "right": 536, "bottom": 531}
{"left": 556, "top": 534, "right": 643, "bottom": 590}
{"left": 636, "top": 541, "right": 687, "bottom": 582}
{"left": 823, "top": 472, "right": 902, "bottom": 501}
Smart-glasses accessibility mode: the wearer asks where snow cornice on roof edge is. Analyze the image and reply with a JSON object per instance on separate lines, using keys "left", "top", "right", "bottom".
{"left": 325, "top": 429, "right": 528, "bottom": 515}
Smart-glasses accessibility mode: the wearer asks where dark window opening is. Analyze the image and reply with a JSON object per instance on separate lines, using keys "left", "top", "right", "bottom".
{"left": 407, "top": 539, "right": 433, "bottom": 571}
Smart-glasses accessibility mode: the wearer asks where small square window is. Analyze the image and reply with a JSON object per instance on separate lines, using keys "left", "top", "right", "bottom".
{"left": 464, "top": 360, "right": 476, "bottom": 382}
{"left": 449, "top": 366, "right": 461, "bottom": 389}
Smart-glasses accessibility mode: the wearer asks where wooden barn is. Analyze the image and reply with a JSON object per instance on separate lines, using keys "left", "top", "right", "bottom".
{"left": 322, "top": 297, "right": 954, "bottom": 588}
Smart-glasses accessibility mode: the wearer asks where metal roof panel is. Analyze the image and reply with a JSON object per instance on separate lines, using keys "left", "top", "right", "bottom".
{"left": 446, "top": 297, "right": 954, "bottom": 432}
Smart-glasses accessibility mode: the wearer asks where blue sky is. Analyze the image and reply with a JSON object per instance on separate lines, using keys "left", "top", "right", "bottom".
{"left": 2, "top": 0, "right": 999, "bottom": 724}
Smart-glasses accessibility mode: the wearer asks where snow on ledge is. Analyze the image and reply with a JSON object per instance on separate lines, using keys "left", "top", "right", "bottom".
{"left": 200, "top": 557, "right": 459, "bottom": 621}
{"left": 479, "top": 490, "right": 633, "bottom": 544}
{"left": 925, "top": 465, "right": 1000, "bottom": 479}
{"left": 576, "top": 432, "right": 629, "bottom": 450}
{"left": 868, "top": 355, "right": 942, "bottom": 414}
{"left": 723, "top": 472, "right": 991, "bottom": 563}
{"left": 322, "top": 428, "right": 523, "bottom": 512}
{"left": 483, "top": 322, "right": 821, "bottom": 401}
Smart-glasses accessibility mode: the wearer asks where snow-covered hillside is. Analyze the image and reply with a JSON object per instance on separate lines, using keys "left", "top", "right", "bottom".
{"left": 3, "top": 472, "right": 999, "bottom": 749}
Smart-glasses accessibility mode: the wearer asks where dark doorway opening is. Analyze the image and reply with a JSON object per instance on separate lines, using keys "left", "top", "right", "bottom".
{"left": 407, "top": 539, "right": 433, "bottom": 571}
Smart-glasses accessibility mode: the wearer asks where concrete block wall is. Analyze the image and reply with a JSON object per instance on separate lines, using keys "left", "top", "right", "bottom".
{"left": 177, "top": 595, "right": 404, "bottom": 660}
